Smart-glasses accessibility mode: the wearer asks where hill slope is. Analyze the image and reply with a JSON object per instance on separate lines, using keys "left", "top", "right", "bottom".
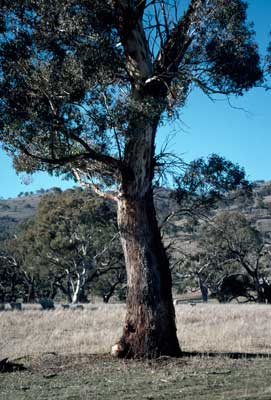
{"left": 0, "top": 181, "right": 271, "bottom": 242}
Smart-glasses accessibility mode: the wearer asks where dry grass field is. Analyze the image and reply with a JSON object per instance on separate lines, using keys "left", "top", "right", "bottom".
{"left": 1, "top": 303, "right": 271, "bottom": 360}
{"left": 1, "top": 303, "right": 271, "bottom": 400}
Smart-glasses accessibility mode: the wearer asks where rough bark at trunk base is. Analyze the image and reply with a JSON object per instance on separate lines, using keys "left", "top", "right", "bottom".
{"left": 112, "top": 300, "right": 182, "bottom": 358}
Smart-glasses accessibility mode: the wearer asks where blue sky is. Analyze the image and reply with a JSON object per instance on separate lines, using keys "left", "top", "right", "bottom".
{"left": 0, "top": 0, "right": 271, "bottom": 198}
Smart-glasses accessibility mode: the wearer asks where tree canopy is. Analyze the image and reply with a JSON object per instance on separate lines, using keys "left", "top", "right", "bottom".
{"left": 0, "top": 1, "right": 262, "bottom": 190}
{"left": 173, "top": 153, "right": 251, "bottom": 217}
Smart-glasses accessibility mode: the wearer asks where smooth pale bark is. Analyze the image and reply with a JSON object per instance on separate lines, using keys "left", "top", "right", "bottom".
{"left": 114, "top": 119, "right": 181, "bottom": 358}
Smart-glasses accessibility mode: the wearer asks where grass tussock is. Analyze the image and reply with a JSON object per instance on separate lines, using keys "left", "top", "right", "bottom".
{"left": 1, "top": 303, "right": 271, "bottom": 360}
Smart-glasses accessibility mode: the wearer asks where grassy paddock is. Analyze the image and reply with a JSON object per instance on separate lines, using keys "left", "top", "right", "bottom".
{"left": 1, "top": 354, "right": 271, "bottom": 400}
{"left": 1, "top": 303, "right": 271, "bottom": 360}
{"left": 1, "top": 303, "right": 271, "bottom": 399}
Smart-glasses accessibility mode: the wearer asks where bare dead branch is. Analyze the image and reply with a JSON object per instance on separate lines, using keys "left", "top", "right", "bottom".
{"left": 72, "top": 168, "right": 117, "bottom": 201}
{"left": 154, "top": 0, "right": 204, "bottom": 78}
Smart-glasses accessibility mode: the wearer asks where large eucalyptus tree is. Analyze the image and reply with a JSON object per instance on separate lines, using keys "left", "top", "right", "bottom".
{"left": 0, "top": 0, "right": 262, "bottom": 357}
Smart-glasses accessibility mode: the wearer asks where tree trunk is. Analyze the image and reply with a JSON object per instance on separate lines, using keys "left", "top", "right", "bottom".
{"left": 198, "top": 275, "right": 208, "bottom": 302}
{"left": 114, "top": 119, "right": 181, "bottom": 358}
{"left": 27, "top": 284, "right": 35, "bottom": 303}
{"left": 251, "top": 272, "right": 266, "bottom": 304}
{"left": 103, "top": 283, "right": 118, "bottom": 303}
{"left": 26, "top": 279, "right": 36, "bottom": 303}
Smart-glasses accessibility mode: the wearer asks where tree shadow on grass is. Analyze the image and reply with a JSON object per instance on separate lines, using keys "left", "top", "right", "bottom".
{"left": 182, "top": 351, "right": 271, "bottom": 359}
{"left": 0, "top": 358, "right": 27, "bottom": 373}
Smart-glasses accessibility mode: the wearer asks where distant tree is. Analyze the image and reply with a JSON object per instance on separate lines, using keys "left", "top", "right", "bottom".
{"left": 15, "top": 189, "right": 124, "bottom": 303}
{"left": 163, "top": 155, "right": 252, "bottom": 299}
{"left": 195, "top": 212, "right": 271, "bottom": 302}
{"left": 0, "top": 236, "right": 44, "bottom": 302}
{"left": 93, "top": 268, "right": 126, "bottom": 303}
{"left": 50, "top": 187, "right": 62, "bottom": 193}
{"left": 36, "top": 188, "right": 45, "bottom": 194}
{"left": 215, "top": 273, "right": 256, "bottom": 303}
{"left": 0, "top": 229, "right": 55, "bottom": 302}
{"left": 173, "top": 154, "right": 251, "bottom": 219}
{"left": 0, "top": 0, "right": 262, "bottom": 357}
{"left": 0, "top": 250, "right": 22, "bottom": 302}
{"left": 160, "top": 154, "right": 251, "bottom": 241}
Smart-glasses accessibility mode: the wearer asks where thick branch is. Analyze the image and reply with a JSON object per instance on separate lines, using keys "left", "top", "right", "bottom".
{"left": 20, "top": 145, "right": 121, "bottom": 173}
{"left": 112, "top": 0, "right": 153, "bottom": 87}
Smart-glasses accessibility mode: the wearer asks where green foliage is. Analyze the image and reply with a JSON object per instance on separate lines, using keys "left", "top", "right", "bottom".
{"left": 92, "top": 268, "right": 126, "bottom": 303}
{"left": 0, "top": 253, "right": 22, "bottom": 302}
{"left": 9, "top": 188, "right": 124, "bottom": 302}
{"left": 0, "top": 1, "right": 262, "bottom": 182}
{"left": 170, "top": 187, "right": 271, "bottom": 297}
{"left": 0, "top": 0, "right": 125, "bottom": 180}
{"left": 173, "top": 154, "right": 252, "bottom": 218}
{"left": 192, "top": 211, "right": 271, "bottom": 299}
{"left": 201, "top": 212, "right": 263, "bottom": 265}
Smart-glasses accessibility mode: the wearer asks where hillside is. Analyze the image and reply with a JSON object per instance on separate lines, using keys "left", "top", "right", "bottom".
{"left": 0, "top": 181, "right": 271, "bottom": 242}
{"left": 168, "top": 180, "right": 271, "bottom": 238}
{"left": 0, "top": 188, "right": 62, "bottom": 240}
